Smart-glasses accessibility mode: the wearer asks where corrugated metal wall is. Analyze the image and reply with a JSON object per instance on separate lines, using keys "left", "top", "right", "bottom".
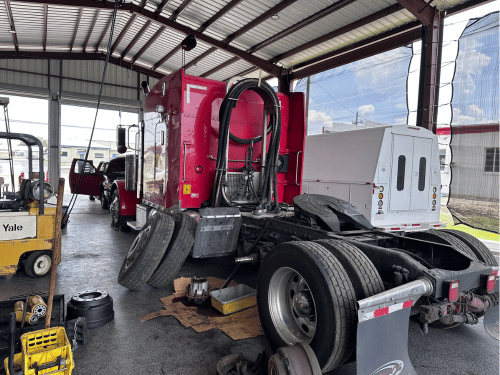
{"left": 0, "top": 58, "right": 160, "bottom": 112}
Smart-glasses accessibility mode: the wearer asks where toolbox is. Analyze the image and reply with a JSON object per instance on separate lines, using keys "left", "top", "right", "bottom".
{"left": 210, "top": 285, "right": 256, "bottom": 315}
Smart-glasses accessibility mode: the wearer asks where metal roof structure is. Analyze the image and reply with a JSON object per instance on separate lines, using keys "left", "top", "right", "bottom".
{"left": 0, "top": 0, "right": 492, "bottom": 83}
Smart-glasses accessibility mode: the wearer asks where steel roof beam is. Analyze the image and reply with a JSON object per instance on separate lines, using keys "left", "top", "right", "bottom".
{"left": 43, "top": 4, "right": 48, "bottom": 52}
{"left": 229, "top": 3, "right": 405, "bottom": 78}
{"left": 129, "top": 25, "right": 165, "bottom": 64}
{"left": 168, "top": 0, "right": 193, "bottom": 21}
{"left": 152, "top": 0, "right": 244, "bottom": 71}
{"left": 289, "top": 22, "right": 422, "bottom": 81}
{"left": 154, "top": 0, "right": 170, "bottom": 19}
{"left": 83, "top": 9, "right": 100, "bottom": 52}
{"left": 183, "top": 0, "right": 300, "bottom": 72}
{"left": 396, "top": 0, "right": 435, "bottom": 27}
{"left": 0, "top": 51, "right": 166, "bottom": 79}
{"left": 270, "top": 3, "right": 404, "bottom": 63}
{"left": 121, "top": 19, "right": 151, "bottom": 58}
{"left": 110, "top": 13, "right": 137, "bottom": 54}
{"left": 4, "top": 1, "right": 19, "bottom": 52}
{"left": 70, "top": 8, "right": 83, "bottom": 52}
{"left": 19, "top": 0, "right": 282, "bottom": 76}
{"left": 95, "top": 13, "right": 112, "bottom": 53}
{"left": 199, "top": 0, "right": 356, "bottom": 78}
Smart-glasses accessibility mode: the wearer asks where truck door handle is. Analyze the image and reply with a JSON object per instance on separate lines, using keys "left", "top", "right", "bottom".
{"left": 295, "top": 151, "right": 303, "bottom": 185}
{"left": 182, "top": 142, "right": 189, "bottom": 182}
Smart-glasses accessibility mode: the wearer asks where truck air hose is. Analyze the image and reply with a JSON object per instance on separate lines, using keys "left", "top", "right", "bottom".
{"left": 212, "top": 79, "right": 281, "bottom": 210}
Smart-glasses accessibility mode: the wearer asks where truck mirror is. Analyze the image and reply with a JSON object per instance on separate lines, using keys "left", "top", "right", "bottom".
{"left": 117, "top": 126, "right": 127, "bottom": 154}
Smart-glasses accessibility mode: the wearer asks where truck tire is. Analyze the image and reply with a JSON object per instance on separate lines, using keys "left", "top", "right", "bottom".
{"left": 441, "top": 229, "right": 497, "bottom": 266}
{"left": 117, "top": 212, "right": 175, "bottom": 290}
{"left": 257, "top": 241, "right": 357, "bottom": 373}
{"left": 407, "top": 229, "right": 478, "bottom": 260}
{"left": 315, "top": 239, "right": 384, "bottom": 300}
{"left": 147, "top": 213, "right": 196, "bottom": 288}
{"left": 110, "top": 190, "right": 129, "bottom": 232}
{"left": 100, "top": 190, "right": 109, "bottom": 209}
{"left": 24, "top": 251, "right": 52, "bottom": 278}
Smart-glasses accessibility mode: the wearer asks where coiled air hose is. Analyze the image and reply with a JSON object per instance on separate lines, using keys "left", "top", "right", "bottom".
{"left": 211, "top": 79, "right": 281, "bottom": 211}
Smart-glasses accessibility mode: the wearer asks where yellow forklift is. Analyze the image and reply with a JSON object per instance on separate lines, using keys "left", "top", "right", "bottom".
{"left": 0, "top": 131, "right": 58, "bottom": 277}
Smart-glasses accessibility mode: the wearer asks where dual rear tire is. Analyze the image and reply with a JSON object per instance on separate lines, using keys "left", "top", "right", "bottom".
{"left": 257, "top": 240, "right": 383, "bottom": 373}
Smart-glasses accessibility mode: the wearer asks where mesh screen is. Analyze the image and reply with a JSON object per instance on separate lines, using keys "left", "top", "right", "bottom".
{"left": 295, "top": 46, "right": 413, "bottom": 135}
{"left": 448, "top": 12, "right": 499, "bottom": 233}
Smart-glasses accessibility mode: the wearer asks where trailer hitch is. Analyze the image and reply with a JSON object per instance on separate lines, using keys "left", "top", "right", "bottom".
{"left": 356, "top": 278, "right": 433, "bottom": 375}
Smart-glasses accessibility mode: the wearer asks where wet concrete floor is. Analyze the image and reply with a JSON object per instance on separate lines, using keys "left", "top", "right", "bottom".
{"left": 0, "top": 197, "right": 498, "bottom": 374}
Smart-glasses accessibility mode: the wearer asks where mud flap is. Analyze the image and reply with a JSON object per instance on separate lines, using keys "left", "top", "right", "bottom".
{"left": 356, "top": 279, "right": 433, "bottom": 375}
{"left": 483, "top": 298, "right": 499, "bottom": 340}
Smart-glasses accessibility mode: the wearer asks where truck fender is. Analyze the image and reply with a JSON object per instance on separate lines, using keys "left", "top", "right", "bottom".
{"left": 356, "top": 279, "right": 433, "bottom": 375}
{"left": 112, "top": 180, "right": 138, "bottom": 216}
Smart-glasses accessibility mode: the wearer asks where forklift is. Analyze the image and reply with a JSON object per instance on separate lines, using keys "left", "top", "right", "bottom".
{"left": 0, "top": 130, "right": 58, "bottom": 278}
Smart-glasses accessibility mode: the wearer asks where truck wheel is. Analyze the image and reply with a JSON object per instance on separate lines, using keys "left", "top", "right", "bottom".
{"left": 24, "top": 251, "right": 52, "bottom": 278}
{"left": 257, "top": 241, "right": 357, "bottom": 372}
{"left": 315, "top": 240, "right": 384, "bottom": 300}
{"left": 100, "top": 190, "right": 109, "bottom": 210}
{"left": 110, "top": 190, "right": 129, "bottom": 231}
{"left": 441, "top": 229, "right": 497, "bottom": 266}
{"left": 147, "top": 213, "right": 196, "bottom": 288}
{"left": 407, "top": 229, "right": 478, "bottom": 260}
{"left": 118, "top": 212, "right": 175, "bottom": 290}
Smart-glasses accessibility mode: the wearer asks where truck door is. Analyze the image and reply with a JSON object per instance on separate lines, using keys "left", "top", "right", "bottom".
{"left": 389, "top": 134, "right": 413, "bottom": 211}
{"left": 410, "top": 137, "right": 431, "bottom": 210}
{"left": 68, "top": 159, "right": 104, "bottom": 196}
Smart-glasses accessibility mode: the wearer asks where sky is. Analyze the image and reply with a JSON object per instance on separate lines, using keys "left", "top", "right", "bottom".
{"left": 0, "top": 98, "right": 138, "bottom": 147}
{"left": 1, "top": 1, "right": 498, "bottom": 140}
{"left": 292, "top": 1, "right": 500, "bottom": 135}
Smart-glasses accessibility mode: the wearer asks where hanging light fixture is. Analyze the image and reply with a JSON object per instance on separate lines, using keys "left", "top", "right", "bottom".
{"left": 8, "top": 26, "right": 16, "bottom": 34}
{"left": 271, "top": 13, "right": 280, "bottom": 20}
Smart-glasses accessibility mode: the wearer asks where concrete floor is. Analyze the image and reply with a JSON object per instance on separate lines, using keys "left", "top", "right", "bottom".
{"left": 0, "top": 197, "right": 498, "bottom": 375}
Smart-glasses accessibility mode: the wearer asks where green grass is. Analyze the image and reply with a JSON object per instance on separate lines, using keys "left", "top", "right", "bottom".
{"left": 440, "top": 207, "right": 499, "bottom": 242}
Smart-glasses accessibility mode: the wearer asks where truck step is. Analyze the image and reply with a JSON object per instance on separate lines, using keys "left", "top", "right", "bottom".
{"left": 126, "top": 221, "right": 143, "bottom": 231}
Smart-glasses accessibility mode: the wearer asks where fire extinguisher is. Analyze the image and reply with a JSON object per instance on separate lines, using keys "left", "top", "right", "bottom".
{"left": 46, "top": 171, "right": 49, "bottom": 182}
{"left": 18, "top": 172, "right": 24, "bottom": 186}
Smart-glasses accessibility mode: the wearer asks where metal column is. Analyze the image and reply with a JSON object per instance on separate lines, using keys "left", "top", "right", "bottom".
{"left": 48, "top": 93, "right": 61, "bottom": 186}
{"left": 416, "top": 10, "right": 444, "bottom": 133}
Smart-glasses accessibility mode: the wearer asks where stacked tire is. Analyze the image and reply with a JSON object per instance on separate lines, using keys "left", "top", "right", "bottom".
{"left": 257, "top": 239, "right": 384, "bottom": 373}
{"left": 117, "top": 211, "right": 196, "bottom": 290}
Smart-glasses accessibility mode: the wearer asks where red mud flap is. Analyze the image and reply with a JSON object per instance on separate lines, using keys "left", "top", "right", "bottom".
{"left": 356, "top": 279, "right": 433, "bottom": 375}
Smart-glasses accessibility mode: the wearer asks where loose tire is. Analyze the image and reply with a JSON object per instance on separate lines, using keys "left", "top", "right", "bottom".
{"left": 147, "top": 213, "right": 196, "bottom": 288}
{"left": 441, "top": 229, "right": 497, "bottom": 266}
{"left": 24, "top": 251, "right": 52, "bottom": 278}
{"left": 257, "top": 241, "right": 357, "bottom": 372}
{"left": 100, "top": 190, "right": 109, "bottom": 210}
{"left": 315, "top": 239, "right": 384, "bottom": 300}
{"left": 118, "top": 212, "right": 175, "bottom": 290}
{"left": 110, "top": 190, "right": 129, "bottom": 231}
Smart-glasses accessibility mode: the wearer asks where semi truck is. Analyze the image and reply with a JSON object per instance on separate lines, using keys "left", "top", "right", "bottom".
{"left": 109, "top": 69, "right": 497, "bottom": 375}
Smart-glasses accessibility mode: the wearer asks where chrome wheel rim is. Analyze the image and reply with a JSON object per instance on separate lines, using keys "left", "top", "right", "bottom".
{"left": 34, "top": 254, "right": 52, "bottom": 275}
{"left": 110, "top": 195, "right": 119, "bottom": 219}
{"left": 268, "top": 267, "right": 317, "bottom": 345}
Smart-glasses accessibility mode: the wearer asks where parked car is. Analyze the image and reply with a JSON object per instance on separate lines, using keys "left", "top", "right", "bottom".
{"left": 69, "top": 156, "right": 126, "bottom": 209}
